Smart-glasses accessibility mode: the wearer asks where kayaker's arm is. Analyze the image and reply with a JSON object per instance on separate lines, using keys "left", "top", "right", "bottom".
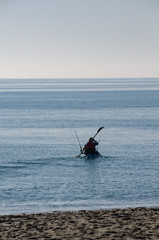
{"left": 92, "top": 138, "right": 98, "bottom": 146}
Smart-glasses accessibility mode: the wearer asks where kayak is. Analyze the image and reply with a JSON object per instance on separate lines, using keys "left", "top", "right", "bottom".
{"left": 84, "top": 152, "right": 101, "bottom": 159}
{"left": 73, "top": 126, "right": 104, "bottom": 159}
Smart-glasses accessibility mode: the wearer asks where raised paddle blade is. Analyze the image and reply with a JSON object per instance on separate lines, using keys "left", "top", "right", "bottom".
{"left": 93, "top": 127, "right": 104, "bottom": 138}
{"left": 97, "top": 127, "right": 104, "bottom": 133}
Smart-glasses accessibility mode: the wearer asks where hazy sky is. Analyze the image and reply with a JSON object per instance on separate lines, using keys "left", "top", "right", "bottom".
{"left": 0, "top": 0, "right": 159, "bottom": 78}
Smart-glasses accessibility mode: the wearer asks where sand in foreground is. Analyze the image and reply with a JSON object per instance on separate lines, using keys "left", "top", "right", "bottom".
{"left": 0, "top": 207, "right": 159, "bottom": 240}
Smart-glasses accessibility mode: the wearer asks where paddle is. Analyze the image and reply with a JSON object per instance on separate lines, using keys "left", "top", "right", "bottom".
{"left": 76, "top": 127, "right": 104, "bottom": 157}
{"left": 93, "top": 127, "right": 104, "bottom": 139}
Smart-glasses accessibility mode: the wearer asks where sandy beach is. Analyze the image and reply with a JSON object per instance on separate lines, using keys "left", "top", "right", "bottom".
{"left": 0, "top": 207, "right": 159, "bottom": 240}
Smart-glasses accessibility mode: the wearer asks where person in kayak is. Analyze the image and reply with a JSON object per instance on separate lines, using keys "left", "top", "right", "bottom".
{"left": 83, "top": 137, "right": 99, "bottom": 155}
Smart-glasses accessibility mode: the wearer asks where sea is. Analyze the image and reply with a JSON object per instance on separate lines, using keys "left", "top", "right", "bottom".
{"left": 0, "top": 78, "right": 159, "bottom": 215}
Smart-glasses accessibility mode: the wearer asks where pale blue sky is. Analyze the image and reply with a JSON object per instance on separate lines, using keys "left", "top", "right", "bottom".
{"left": 0, "top": 0, "right": 158, "bottom": 78}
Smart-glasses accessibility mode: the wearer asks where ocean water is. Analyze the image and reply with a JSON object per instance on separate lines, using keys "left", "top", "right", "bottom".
{"left": 0, "top": 78, "right": 159, "bottom": 215}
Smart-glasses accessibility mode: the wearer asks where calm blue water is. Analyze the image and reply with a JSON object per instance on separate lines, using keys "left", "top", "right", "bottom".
{"left": 0, "top": 78, "right": 159, "bottom": 215}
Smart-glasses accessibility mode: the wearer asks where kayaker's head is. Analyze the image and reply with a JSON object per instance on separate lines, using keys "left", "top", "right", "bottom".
{"left": 89, "top": 137, "right": 94, "bottom": 142}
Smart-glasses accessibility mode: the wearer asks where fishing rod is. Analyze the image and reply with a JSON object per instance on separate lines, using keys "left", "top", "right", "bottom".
{"left": 72, "top": 124, "right": 83, "bottom": 154}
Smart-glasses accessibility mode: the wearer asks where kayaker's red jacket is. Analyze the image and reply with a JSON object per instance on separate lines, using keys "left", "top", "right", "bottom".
{"left": 84, "top": 141, "right": 95, "bottom": 151}
{"left": 83, "top": 138, "right": 98, "bottom": 154}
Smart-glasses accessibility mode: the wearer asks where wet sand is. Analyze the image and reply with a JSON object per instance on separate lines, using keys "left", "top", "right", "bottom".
{"left": 0, "top": 207, "right": 159, "bottom": 239}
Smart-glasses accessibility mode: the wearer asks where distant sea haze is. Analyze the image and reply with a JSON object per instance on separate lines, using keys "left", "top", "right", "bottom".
{"left": 0, "top": 78, "right": 158, "bottom": 91}
{"left": 0, "top": 78, "right": 159, "bottom": 214}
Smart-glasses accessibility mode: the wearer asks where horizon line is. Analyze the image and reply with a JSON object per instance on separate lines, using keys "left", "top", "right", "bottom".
{"left": 0, "top": 77, "right": 158, "bottom": 80}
